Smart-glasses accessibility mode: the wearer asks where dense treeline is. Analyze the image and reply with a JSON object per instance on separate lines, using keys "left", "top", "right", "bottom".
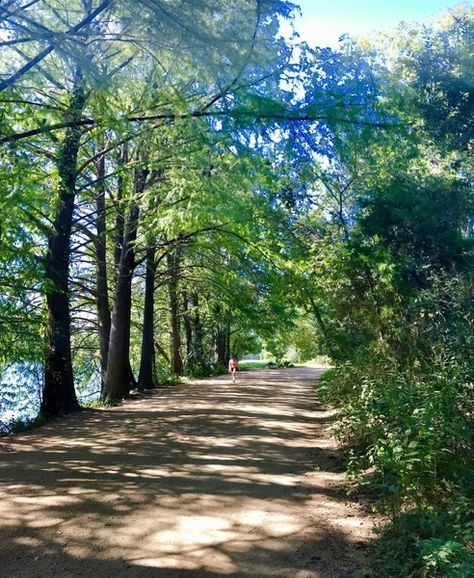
{"left": 0, "top": 1, "right": 473, "bottom": 576}
{"left": 0, "top": 0, "right": 301, "bottom": 415}
{"left": 310, "top": 12, "right": 474, "bottom": 576}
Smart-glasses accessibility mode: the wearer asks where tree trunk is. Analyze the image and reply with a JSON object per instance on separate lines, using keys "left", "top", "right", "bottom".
{"left": 213, "top": 304, "right": 227, "bottom": 365}
{"left": 308, "top": 296, "right": 339, "bottom": 359}
{"left": 110, "top": 143, "right": 137, "bottom": 394}
{"left": 95, "top": 146, "right": 111, "bottom": 394}
{"left": 102, "top": 167, "right": 145, "bottom": 401}
{"left": 190, "top": 292, "right": 203, "bottom": 362}
{"left": 182, "top": 291, "right": 193, "bottom": 361}
{"left": 138, "top": 246, "right": 156, "bottom": 390}
{"left": 41, "top": 74, "right": 86, "bottom": 417}
{"left": 154, "top": 340, "right": 170, "bottom": 364}
{"left": 167, "top": 249, "right": 183, "bottom": 375}
{"left": 215, "top": 326, "right": 227, "bottom": 365}
{"left": 224, "top": 323, "right": 231, "bottom": 362}
{"left": 114, "top": 143, "right": 127, "bottom": 275}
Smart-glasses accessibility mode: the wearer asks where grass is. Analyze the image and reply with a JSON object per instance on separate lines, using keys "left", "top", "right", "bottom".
{"left": 82, "top": 398, "right": 107, "bottom": 409}
{"left": 239, "top": 357, "right": 333, "bottom": 370}
{"left": 299, "top": 356, "right": 333, "bottom": 368}
{"left": 238, "top": 360, "right": 271, "bottom": 370}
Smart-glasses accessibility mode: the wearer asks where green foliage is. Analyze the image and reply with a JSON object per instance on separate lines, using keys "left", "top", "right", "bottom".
{"left": 358, "top": 174, "right": 473, "bottom": 274}
{"left": 184, "top": 360, "right": 218, "bottom": 379}
{"left": 1, "top": 5, "right": 472, "bottom": 578}
{"left": 389, "top": 5, "right": 474, "bottom": 153}
{"left": 2, "top": 413, "right": 48, "bottom": 437}
{"left": 154, "top": 362, "right": 182, "bottom": 387}
{"left": 0, "top": 145, "right": 47, "bottom": 364}
{"left": 320, "top": 294, "right": 474, "bottom": 577}
{"left": 321, "top": 348, "right": 473, "bottom": 509}
{"left": 291, "top": 319, "right": 320, "bottom": 362}
{"left": 308, "top": 10, "right": 474, "bottom": 577}
{"left": 375, "top": 506, "right": 474, "bottom": 578}
{"left": 11, "top": 414, "right": 49, "bottom": 434}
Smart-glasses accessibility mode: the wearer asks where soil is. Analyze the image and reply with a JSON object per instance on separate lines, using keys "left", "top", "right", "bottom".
{"left": 0, "top": 367, "right": 380, "bottom": 577}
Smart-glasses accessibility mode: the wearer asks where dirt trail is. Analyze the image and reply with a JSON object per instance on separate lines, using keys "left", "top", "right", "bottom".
{"left": 0, "top": 368, "right": 378, "bottom": 578}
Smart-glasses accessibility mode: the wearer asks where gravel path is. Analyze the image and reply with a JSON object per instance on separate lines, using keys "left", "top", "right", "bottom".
{"left": 0, "top": 368, "right": 378, "bottom": 577}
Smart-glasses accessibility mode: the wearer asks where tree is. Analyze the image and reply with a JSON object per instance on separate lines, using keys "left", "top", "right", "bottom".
{"left": 1, "top": 0, "right": 299, "bottom": 412}
{"left": 41, "top": 72, "right": 86, "bottom": 416}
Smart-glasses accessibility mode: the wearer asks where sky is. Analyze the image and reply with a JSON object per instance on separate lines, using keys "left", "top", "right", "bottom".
{"left": 289, "top": 0, "right": 471, "bottom": 47}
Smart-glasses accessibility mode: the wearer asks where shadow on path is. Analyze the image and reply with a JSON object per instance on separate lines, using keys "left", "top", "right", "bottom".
{"left": 0, "top": 368, "right": 375, "bottom": 578}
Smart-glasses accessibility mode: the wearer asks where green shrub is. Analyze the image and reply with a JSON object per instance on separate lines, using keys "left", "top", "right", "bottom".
{"left": 9, "top": 414, "right": 48, "bottom": 435}
{"left": 154, "top": 364, "right": 182, "bottom": 386}
{"left": 321, "top": 348, "right": 473, "bottom": 512}
{"left": 320, "top": 344, "right": 474, "bottom": 578}
{"left": 185, "top": 360, "right": 221, "bottom": 378}
{"left": 375, "top": 507, "right": 474, "bottom": 578}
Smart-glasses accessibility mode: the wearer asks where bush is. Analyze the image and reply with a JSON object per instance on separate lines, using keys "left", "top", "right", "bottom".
{"left": 1, "top": 413, "right": 48, "bottom": 436}
{"left": 320, "top": 345, "right": 474, "bottom": 577}
{"left": 184, "top": 360, "right": 223, "bottom": 379}
{"left": 375, "top": 506, "right": 474, "bottom": 578}
{"left": 154, "top": 363, "right": 182, "bottom": 386}
{"left": 320, "top": 348, "right": 473, "bottom": 511}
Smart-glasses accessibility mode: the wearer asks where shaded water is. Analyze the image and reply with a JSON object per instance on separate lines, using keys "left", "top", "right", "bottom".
{"left": 0, "top": 363, "right": 100, "bottom": 433}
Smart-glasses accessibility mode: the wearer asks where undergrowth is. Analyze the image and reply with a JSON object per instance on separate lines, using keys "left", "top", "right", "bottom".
{"left": 1, "top": 413, "right": 48, "bottom": 436}
{"left": 319, "top": 347, "right": 474, "bottom": 577}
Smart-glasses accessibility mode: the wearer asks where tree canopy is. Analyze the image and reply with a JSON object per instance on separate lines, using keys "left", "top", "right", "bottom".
{"left": 1, "top": 2, "right": 473, "bottom": 576}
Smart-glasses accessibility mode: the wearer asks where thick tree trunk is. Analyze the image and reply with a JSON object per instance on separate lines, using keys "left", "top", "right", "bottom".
{"left": 110, "top": 144, "right": 137, "bottom": 393}
{"left": 138, "top": 246, "right": 156, "bottom": 390}
{"left": 213, "top": 304, "right": 228, "bottom": 365}
{"left": 41, "top": 75, "right": 86, "bottom": 417}
{"left": 95, "top": 147, "right": 111, "bottom": 393}
{"left": 167, "top": 250, "right": 183, "bottom": 375}
{"left": 102, "top": 168, "right": 145, "bottom": 401}
{"left": 215, "top": 326, "right": 227, "bottom": 365}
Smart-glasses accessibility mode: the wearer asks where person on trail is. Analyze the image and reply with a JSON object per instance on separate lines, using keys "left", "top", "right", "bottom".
{"left": 228, "top": 355, "right": 239, "bottom": 383}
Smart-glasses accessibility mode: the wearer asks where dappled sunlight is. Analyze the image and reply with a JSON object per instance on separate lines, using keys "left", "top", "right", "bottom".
{"left": 0, "top": 368, "right": 374, "bottom": 577}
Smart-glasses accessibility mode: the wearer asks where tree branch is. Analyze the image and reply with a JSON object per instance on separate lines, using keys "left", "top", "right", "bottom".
{"left": 0, "top": 0, "right": 113, "bottom": 92}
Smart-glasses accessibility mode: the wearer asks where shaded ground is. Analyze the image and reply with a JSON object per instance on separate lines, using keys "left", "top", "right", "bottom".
{"left": 0, "top": 368, "right": 379, "bottom": 577}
